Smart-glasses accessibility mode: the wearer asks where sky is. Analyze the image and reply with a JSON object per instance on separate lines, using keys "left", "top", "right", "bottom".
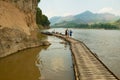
{"left": 38, "top": 0, "right": 120, "bottom": 18}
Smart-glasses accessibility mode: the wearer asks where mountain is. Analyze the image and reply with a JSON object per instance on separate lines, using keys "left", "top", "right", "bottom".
{"left": 49, "top": 16, "right": 62, "bottom": 25}
{"left": 50, "top": 15, "right": 75, "bottom": 25}
{"left": 50, "top": 11, "right": 120, "bottom": 26}
{"left": 114, "top": 19, "right": 120, "bottom": 28}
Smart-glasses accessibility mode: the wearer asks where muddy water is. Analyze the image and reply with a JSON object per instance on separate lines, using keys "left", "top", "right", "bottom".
{"left": 0, "top": 47, "right": 45, "bottom": 80}
{"left": 36, "top": 36, "right": 75, "bottom": 80}
{"left": 0, "top": 36, "right": 75, "bottom": 80}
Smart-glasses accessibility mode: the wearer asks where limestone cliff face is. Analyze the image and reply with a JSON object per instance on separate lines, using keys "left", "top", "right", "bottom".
{"left": 0, "top": 0, "right": 40, "bottom": 57}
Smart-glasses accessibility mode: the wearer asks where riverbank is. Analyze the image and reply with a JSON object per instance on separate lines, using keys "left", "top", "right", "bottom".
{"left": 0, "top": 0, "right": 39, "bottom": 58}
{"left": 0, "top": 36, "right": 75, "bottom": 80}
{"left": 50, "top": 33, "right": 119, "bottom": 80}
{"left": 0, "top": 37, "right": 51, "bottom": 58}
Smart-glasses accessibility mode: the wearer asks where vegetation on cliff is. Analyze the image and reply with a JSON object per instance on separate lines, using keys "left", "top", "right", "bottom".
{"left": 37, "top": 0, "right": 41, "bottom": 3}
{"left": 36, "top": 0, "right": 50, "bottom": 28}
{"left": 36, "top": 7, "right": 50, "bottom": 28}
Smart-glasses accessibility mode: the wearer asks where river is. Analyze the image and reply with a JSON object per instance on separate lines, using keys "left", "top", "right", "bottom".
{"left": 36, "top": 36, "right": 75, "bottom": 80}
{"left": 0, "top": 28, "right": 120, "bottom": 80}
{"left": 48, "top": 28, "right": 120, "bottom": 79}
{"left": 0, "top": 34, "right": 75, "bottom": 80}
{"left": 0, "top": 47, "right": 43, "bottom": 80}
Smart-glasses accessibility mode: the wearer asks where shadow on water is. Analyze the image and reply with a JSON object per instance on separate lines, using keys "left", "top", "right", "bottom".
{"left": 0, "top": 46, "right": 49, "bottom": 80}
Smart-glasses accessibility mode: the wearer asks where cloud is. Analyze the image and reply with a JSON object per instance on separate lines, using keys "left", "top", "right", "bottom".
{"left": 98, "top": 7, "right": 120, "bottom": 16}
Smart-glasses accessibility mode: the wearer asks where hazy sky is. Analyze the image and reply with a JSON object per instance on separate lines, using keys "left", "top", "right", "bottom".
{"left": 38, "top": 0, "right": 120, "bottom": 18}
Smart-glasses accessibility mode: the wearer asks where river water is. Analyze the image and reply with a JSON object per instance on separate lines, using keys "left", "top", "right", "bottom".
{"left": 0, "top": 47, "right": 43, "bottom": 80}
{"left": 48, "top": 28, "right": 120, "bottom": 79}
{"left": 36, "top": 36, "right": 75, "bottom": 80}
{"left": 0, "top": 35, "right": 75, "bottom": 80}
{"left": 0, "top": 28, "right": 120, "bottom": 80}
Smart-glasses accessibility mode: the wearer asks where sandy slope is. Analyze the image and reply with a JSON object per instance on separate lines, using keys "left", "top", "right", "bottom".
{"left": 0, "top": 1, "right": 31, "bottom": 35}
{"left": 0, "top": 0, "right": 41, "bottom": 57}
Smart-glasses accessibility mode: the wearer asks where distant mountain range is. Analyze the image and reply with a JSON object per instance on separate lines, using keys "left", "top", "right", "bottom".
{"left": 50, "top": 11, "right": 120, "bottom": 27}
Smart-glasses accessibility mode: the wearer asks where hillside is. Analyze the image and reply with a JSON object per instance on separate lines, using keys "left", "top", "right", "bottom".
{"left": 50, "top": 11, "right": 119, "bottom": 27}
{"left": 114, "top": 19, "right": 120, "bottom": 28}
{"left": 0, "top": 0, "right": 40, "bottom": 57}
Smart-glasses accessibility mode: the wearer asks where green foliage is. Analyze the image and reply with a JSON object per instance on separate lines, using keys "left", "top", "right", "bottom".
{"left": 115, "top": 19, "right": 120, "bottom": 24}
{"left": 90, "top": 23, "right": 119, "bottom": 29}
{"left": 52, "top": 23, "right": 119, "bottom": 29}
{"left": 40, "top": 15, "right": 50, "bottom": 26}
{"left": 36, "top": 7, "right": 50, "bottom": 27}
{"left": 37, "top": 0, "right": 41, "bottom": 3}
{"left": 36, "top": 8, "right": 42, "bottom": 24}
{"left": 113, "top": 19, "right": 120, "bottom": 28}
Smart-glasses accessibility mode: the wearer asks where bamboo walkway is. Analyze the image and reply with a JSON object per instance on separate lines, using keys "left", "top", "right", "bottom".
{"left": 53, "top": 33, "right": 119, "bottom": 80}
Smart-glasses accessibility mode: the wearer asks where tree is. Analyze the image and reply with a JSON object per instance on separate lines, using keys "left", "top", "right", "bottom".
{"left": 36, "top": 7, "right": 50, "bottom": 27}
{"left": 41, "top": 15, "right": 50, "bottom": 26}
{"left": 36, "top": 8, "right": 42, "bottom": 24}
{"left": 37, "top": 0, "right": 41, "bottom": 3}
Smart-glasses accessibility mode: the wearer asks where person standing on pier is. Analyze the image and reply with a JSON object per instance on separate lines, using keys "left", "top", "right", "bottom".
{"left": 65, "top": 29, "right": 68, "bottom": 37}
{"left": 67, "top": 29, "right": 69, "bottom": 37}
{"left": 69, "top": 30, "right": 73, "bottom": 37}
{"left": 65, "top": 29, "right": 70, "bottom": 37}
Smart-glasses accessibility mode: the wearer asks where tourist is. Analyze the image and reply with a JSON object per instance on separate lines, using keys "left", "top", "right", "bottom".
{"left": 65, "top": 29, "right": 68, "bottom": 36}
{"left": 67, "top": 29, "right": 69, "bottom": 37}
{"left": 69, "top": 30, "right": 73, "bottom": 37}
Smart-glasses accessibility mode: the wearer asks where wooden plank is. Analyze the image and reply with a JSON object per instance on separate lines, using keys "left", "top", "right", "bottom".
{"left": 54, "top": 34, "right": 119, "bottom": 80}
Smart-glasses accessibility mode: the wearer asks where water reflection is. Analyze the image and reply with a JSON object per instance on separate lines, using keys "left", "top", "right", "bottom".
{"left": 0, "top": 34, "right": 75, "bottom": 80}
{"left": 0, "top": 47, "right": 47, "bottom": 80}
{"left": 36, "top": 36, "right": 75, "bottom": 80}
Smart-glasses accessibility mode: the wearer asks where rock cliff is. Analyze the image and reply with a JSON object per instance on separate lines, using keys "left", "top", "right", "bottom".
{"left": 0, "top": 0, "right": 41, "bottom": 57}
